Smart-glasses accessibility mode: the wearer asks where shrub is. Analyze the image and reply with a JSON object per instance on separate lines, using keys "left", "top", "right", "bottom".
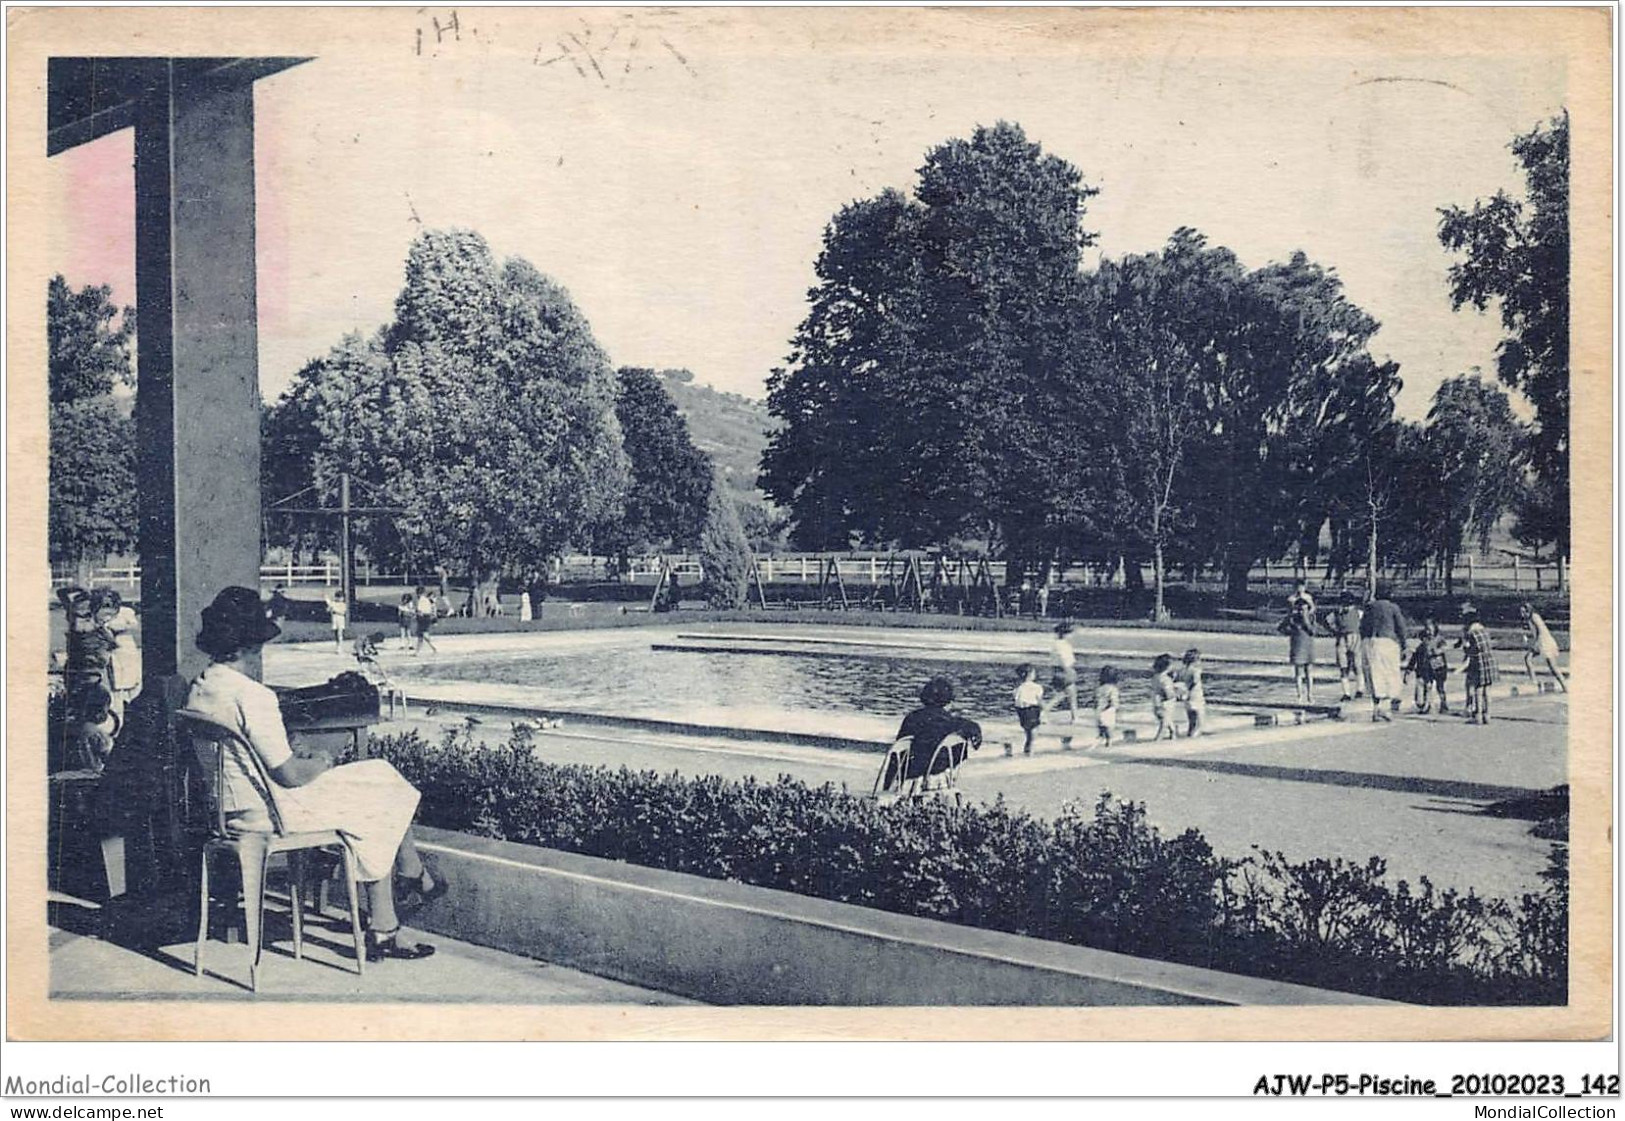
{"left": 378, "top": 727, "right": 1567, "bottom": 1004}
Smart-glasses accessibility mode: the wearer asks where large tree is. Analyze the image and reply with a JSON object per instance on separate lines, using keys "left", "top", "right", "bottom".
{"left": 1069, "top": 233, "right": 1395, "bottom": 605}
{"left": 1071, "top": 233, "right": 1233, "bottom": 618}
{"left": 602, "top": 367, "right": 714, "bottom": 557}
{"left": 762, "top": 189, "right": 925, "bottom": 549}
{"left": 1211, "top": 251, "right": 1389, "bottom": 599}
{"left": 261, "top": 360, "right": 331, "bottom": 562}
{"left": 1438, "top": 112, "right": 1569, "bottom": 556}
{"left": 1421, "top": 374, "right": 1526, "bottom": 593}
{"left": 762, "top": 122, "right": 1097, "bottom": 554}
{"left": 290, "top": 230, "right": 629, "bottom": 579}
{"left": 48, "top": 276, "right": 136, "bottom": 570}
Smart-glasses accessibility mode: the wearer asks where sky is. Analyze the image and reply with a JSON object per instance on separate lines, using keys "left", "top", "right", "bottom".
{"left": 46, "top": 8, "right": 1569, "bottom": 419}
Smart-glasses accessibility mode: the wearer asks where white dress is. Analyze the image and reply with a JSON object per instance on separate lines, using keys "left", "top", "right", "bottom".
{"left": 186, "top": 663, "right": 419, "bottom": 881}
{"left": 520, "top": 592, "right": 533, "bottom": 622}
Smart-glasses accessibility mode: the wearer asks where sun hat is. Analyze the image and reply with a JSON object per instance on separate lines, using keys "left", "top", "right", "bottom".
{"left": 197, "top": 585, "right": 280, "bottom": 655}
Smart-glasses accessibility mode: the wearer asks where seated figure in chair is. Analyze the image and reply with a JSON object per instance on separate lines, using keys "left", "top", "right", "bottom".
{"left": 184, "top": 587, "right": 443, "bottom": 962}
{"left": 884, "top": 675, "right": 983, "bottom": 791}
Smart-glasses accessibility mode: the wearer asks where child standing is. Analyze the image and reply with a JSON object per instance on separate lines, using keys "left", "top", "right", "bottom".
{"left": 413, "top": 585, "right": 439, "bottom": 655}
{"left": 325, "top": 588, "right": 348, "bottom": 654}
{"left": 397, "top": 593, "right": 415, "bottom": 649}
{"left": 1333, "top": 600, "right": 1364, "bottom": 701}
{"left": 1178, "top": 648, "right": 1207, "bottom": 737}
{"left": 1459, "top": 603, "right": 1498, "bottom": 724}
{"left": 1419, "top": 619, "right": 1452, "bottom": 714}
{"left": 1151, "top": 654, "right": 1180, "bottom": 741}
{"left": 1094, "top": 665, "right": 1121, "bottom": 749}
{"left": 1519, "top": 602, "right": 1567, "bottom": 692}
{"left": 1404, "top": 628, "right": 1432, "bottom": 712}
{"left": 1041, "top": 623, "right": 1079, "bottom": 724}
{"left": 1012, "top": 664, "right": 1044, "bottom": 756}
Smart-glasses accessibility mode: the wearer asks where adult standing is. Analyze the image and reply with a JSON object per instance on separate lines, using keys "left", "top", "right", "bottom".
{"left": 105, "top": 595, "right": 142, "bottom": 712}
{"left": 1358, "top": 584, "right": 1409, "bottom": 722}
{"left": 526, "top": 572, "right": 548, "bottom": 622}
{"left": 267, "top": 585, "right": 293, "bottom": 623}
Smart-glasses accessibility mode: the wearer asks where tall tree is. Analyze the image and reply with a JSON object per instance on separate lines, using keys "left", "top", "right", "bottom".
{"left": 1380, "top": 421, "right": 1441, "bottom": 574}
{"left": 1074, "top": 234, "right": 1228, "bottom": 619}
{"left": 1422, "top": 374, "right": 1526, "bottom": 593}
{"left": 762, "top": 123, "right": 1098, "bottom": 554}
{"left": 910, "top": 122, "right": 1095, "bottom": 562}
{"left": 49, "top": 275, "right": 135, "bottom": 404}
{"left": 261, "top": 360, "right": 331, "bottom": 562}
{"left": 603, "top": 367, "right": 714, "bottom": 557}
{"left": 295, "top": 230, "right": 629, "bottom": 579}
{"left": 1213, "top": 252, "right": 1387, "bottom": 599}
{"left": 48, "top": 276, "right": 136, "bottom": 570}
{"left": 762, "top": 189, "right": 922, "bottom": 548}
{"left": 1438, "top": 112, "right": 1569, "bottom": 556}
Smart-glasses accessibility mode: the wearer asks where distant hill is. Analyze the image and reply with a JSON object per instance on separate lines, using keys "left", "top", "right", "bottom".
{"left": 656, "top": 370, "right": 777, "bottom": 507}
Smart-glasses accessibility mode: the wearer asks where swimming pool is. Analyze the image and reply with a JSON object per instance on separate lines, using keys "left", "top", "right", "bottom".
{"left": 395, "top": 644, "right": 1280, "bottom": 724}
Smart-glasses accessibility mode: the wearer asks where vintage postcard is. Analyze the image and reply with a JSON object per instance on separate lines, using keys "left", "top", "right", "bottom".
{"left": 4, "top": 5, "right": 1613, "bottom": 1050}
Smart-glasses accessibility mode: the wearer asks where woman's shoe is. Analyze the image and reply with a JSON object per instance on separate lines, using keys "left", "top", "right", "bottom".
{"left": 366, "top": 929, "right": 436, "bottom": 962}
{"left": 394, "top": 868, "right": 449, "bottom": 916}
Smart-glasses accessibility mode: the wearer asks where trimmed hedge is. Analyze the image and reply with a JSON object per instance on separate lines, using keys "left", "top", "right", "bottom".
{"left": 379, "top": 726, "right": 1566, "bottom": 1005}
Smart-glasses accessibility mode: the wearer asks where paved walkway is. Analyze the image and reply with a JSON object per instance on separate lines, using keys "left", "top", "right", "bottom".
{"left": 266, "top": 623, "right": 1570, "bottom": 902}
{"left": 48, "top": 907, "right": 692, "bottom": 1003}
{"left": 374, "top": 693, "right": 1566, "bottom": 903}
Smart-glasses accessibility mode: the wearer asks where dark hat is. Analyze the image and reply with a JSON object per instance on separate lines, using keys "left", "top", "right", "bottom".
{"left": 198, "top": 586, "right": 280, "bottom": 654}
{"left": 920, "top": 675, "right": 956, "bottom": 707}
{"left": 57, "top": 586, "right": 91, "bottom": 617}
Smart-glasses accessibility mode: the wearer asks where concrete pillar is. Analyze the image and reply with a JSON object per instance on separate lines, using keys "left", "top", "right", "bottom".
{"left": 134, "top": 65, "right": 263, "bottom": 685}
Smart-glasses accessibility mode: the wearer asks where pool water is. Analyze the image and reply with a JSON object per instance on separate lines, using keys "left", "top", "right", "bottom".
{"left": 396, "top": 645, "right": 1277, "bottom": 724}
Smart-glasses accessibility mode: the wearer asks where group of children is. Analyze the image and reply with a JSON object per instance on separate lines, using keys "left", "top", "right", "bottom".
{"left": 1010, "top": 645, "right": 1207, "bottom": 754}
{"left": 1397, "top": 601, "right": 1563, "bottom": 726}
{"left": 1002, "top": 597, "right": 1565, "bottom": 749}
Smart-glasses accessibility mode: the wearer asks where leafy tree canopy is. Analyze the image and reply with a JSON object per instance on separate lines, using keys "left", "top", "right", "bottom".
{"left": 49, "top": 275, "right": 134, "bottom": 405}
{"left": 48, "top": 276, "right": 136, "bottom": 566}
{"left": 284, "top": 229, "right": 630, "bottom": 576}
{"left": 1439, "top": 112, "right": 1568, "bottom": 553}
{"left": 602, "top": 367, "right": 714, "bottom": 555}
{"left": 763, "top": 122, "right": 1098, "bottom": 552}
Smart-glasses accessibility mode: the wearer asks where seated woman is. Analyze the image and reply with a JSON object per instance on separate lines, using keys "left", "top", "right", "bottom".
{"left": 185, "top": 586, "right": 443, "bottom": 962}
{"left": 887, "top": 675, "right": 983, "bottom": 787}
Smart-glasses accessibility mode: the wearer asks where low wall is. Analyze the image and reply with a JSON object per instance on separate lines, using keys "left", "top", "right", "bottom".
{"left": 411, "top": 826, "right": 1395, "bottom": 1007}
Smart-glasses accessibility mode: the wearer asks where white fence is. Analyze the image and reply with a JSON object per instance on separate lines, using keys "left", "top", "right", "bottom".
{"left": 54, "top": 553, "right": 1567, "bottom": 595}
{"left": 52, "top": 562, "right": 347, "bottom": 591}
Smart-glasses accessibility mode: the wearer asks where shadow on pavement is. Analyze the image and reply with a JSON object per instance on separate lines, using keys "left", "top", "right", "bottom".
{"left": 1106, "top": 753, "right": 1545, "bottom": 802}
